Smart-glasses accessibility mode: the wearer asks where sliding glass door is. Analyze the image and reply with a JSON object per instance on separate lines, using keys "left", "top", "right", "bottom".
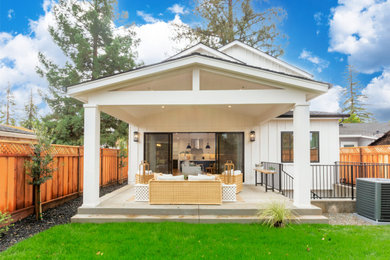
{"left": 216, "top": 132, "right": 244, "bottom": 176}
{"left": 144, "top": 132, "right": 244, "bottom": 177}
{"left": 144, "top": 133, "right": 172, "bottom": 174}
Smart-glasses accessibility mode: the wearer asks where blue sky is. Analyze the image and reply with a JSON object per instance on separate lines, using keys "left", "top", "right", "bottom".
{"left": 1, "top": 0, "right": 390, "bottom": 122}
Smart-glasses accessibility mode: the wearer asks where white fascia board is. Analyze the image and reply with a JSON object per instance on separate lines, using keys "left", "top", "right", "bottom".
{"left": 218, "top": 40, "right": 313, "bottom": 79}
{"left": 339, "top": 134, "right": 377, "bottom": 139}
{"left": 167, "top": 43, "right": 244, "bottom": 63}
{"left": 67, "top": 55, "right": 329, "bottom": 96}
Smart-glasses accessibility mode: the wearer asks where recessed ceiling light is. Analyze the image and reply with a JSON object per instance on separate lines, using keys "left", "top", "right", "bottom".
{"left": 228, "top": 105, "right": 232, "bottom": 108}
{"left": 162, "top": 106, "right": 165, "bottom": 109}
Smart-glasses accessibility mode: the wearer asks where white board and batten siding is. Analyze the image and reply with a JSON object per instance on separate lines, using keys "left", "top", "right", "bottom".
{"left": 221, "top": 45, "right": 308, "bottom": 78}
{"left": 246, "top": 118, "right": 340, "bottom": 184}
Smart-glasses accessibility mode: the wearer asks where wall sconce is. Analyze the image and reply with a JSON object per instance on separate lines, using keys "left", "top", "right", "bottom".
{"left": 250, "top": 131, "right": 255, "bottom": 142}
{"left": 133, "top": 131, "right": 139, "bottom": 142}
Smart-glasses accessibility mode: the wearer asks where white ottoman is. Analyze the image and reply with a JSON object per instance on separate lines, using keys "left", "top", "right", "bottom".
{"left": 222, "top": 184, "right": 236, "bottom": 202}
{"left": 135, "top": 184, "right": 149, "bottom": 202}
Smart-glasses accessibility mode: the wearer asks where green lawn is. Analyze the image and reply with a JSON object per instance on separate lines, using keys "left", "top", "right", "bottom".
{"left": 1, "top": 223, "right": 390, "bottom": 259}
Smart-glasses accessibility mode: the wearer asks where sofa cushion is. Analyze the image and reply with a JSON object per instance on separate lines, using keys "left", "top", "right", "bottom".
{"left": 188, "top": 175, "right": 216, "bottom": 181}
{"left": 156, "top": 175, "right": 184, "bottom": 181}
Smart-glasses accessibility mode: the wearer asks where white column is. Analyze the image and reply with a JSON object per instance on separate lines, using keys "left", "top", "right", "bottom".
{"left": 82, "top": 104, "right": 100, "bottom": 207}
{"left": 128, "top": 124, "right": 139, "bottom": 184}
{"left": 293, "top": 103, "right": 311, "bottom": 207}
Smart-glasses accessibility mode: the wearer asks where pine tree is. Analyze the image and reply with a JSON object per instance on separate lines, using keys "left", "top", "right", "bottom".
{"left": 174, "top": 0, "right": 286, "bottom": 57}
{"left": 0, "top": 83, "right": 16, "bottom": 126}
{"left": 342, "top": 65, "right": 373, "bottom": 123}
{"left": 37, "top": 0, "right": 138, "bottom": 146}
{"left": 21, "top": 89, "right": 38, "bottom": 130}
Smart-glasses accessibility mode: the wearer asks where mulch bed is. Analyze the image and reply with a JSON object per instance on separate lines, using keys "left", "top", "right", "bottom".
{"left": 0, "top": 181, "right": 127, "bottom": 252}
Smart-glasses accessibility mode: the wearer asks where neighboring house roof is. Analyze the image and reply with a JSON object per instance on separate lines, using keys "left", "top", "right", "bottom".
{"left": 278, "top": 111, "right": 349, "bottom": 119}
{"left": 339, "top": 123, "right": 390, "bottom": 138}
{"left": 0, "top": 124, "right": 36, "bottom": 140}
{"left": 0, "top": 124, "right": 34, "bottom": 135}
{"left": 369, "top": 130, "right": 390, "bottom": 146}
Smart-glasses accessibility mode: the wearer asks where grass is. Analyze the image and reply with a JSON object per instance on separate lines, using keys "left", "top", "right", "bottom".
{"left": 1, "top": 223, "right": 390, "bottom": 259}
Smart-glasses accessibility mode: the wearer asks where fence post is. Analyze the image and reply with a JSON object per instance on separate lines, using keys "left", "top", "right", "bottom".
{"left": 77, "top": 146, "right": 80, "bottom": 195}
{"left": 350, "top": 165, "right": 354, "bottom": 200}
{"left": 116, "top": 149, "right": 118, "bottom": 184}
{"left": 100, "top": 149, "right": 103, "bottom": 187}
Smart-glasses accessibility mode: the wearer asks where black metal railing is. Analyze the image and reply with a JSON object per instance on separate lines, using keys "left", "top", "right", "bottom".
{"left": 258, "top": 162, "right": 294, "bottom": 199}
{"left": 311, "top": 162, "right": 390, "bottom": 200}
{"left": 258, "top": 161, "right": 390, "bottom": 200}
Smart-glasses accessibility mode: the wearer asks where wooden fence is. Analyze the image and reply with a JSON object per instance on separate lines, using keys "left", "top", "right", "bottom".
{"left": 340, "top": 145, "right": 390, "bottom": 164}
{"left": 0, "top": 141, "right": 128, "bottom": 220}
{"left": 339, "top": 145, "right": 390, "bottom": 183}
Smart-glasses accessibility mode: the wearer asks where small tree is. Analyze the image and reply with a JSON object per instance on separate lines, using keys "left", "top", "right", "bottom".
{"left": 117, "top": 138, "right": 128, "bottom": 184}
{"left": 21, "top": 89, "right": 38, "bottom": 130}
{"left": 25, "top": 121, "right": 54, "bottom": 221}
{"left": 0, "top": 83, "right": 16, "bottom": 126}
{"left": 342, "top": 65, "right": 373, "bottom": 123}
{"left": 0, "top": 211, "right": 13, "bottom": 237}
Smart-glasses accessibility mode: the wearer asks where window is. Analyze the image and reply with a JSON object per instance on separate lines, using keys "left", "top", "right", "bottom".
{"left": 281, "top": 131, "right": 320, "bottom": 163}
{"left": 281, "top": 132, "right": 293, "bottom": 163}
{"left": 310, "top": 132, "right": 319, "bottom": 162}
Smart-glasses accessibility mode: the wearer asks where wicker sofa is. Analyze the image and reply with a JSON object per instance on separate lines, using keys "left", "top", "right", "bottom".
{"left": 149, "top": 179, "right": 222, "bottom": 205}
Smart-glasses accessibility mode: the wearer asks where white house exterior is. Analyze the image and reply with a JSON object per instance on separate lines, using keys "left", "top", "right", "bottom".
{"left": 67, "top": 40, "right": 344, "bottom": 209}
{"left": 339, "top": 122, "right": 390, "bottom": 147}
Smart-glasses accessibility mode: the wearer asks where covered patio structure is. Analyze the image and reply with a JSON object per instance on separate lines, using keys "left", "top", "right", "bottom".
{"left": 67, "top": 42, "right": 330, "bottom": 219}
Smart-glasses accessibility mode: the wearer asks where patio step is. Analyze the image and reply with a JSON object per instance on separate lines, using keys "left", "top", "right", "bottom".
{"left": 71, "top": 213, "right": 328, "bottom": 224}
{"left": 77, "top": 205, "right": 322, "bottom": 216}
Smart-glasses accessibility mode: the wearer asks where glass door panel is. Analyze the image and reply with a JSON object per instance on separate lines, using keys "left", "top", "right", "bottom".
{"left": 216, "top": 132, "right": 244, "bottom": 175}
{"left": 144, "top": 133, "right": 172, "bottom": 174}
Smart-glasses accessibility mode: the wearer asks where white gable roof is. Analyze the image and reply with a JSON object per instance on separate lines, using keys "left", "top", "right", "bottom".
{"left": 67, "top": 53, "right": 329, "bottom": 98}
{"left": 218, "top": 40, "right": 313, "bottom": 79}
{"left": 167, "top": 43, "right": 243, "bottom": 63}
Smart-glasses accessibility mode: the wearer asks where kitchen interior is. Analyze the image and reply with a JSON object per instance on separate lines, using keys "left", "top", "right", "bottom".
{"left": 173, "top": 133, "right": 216, "bottom": 175}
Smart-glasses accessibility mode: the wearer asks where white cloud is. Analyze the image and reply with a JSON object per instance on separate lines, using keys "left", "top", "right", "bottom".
{"left": 310, "top": 85, "right": 343, "bottom": 112}
{"left": 134, "top": 15, "right": 191, "bottom": 65}
{"left": 0, "top": 1, "right": 192, "bottom": 122}
{"left": 7, "top": 9, "right": 14, "bottom": 19}
{"left": 329, "top": 0, "right": 390, "bottom": 73}
{"left": 0, "top": 2, "right": 65, "bottom": 121}
{"left": 168, "top": 4, "right": 188, "bottom": 15}
{"left": 299, "top": 49, "right": 329, "bottom": 73}
{"left": 136, "top": 11, "right": 160, "bottom": 23}
{"left": 362, "top": 68, "right": 390, "bottom": 121}
{"left": 313, "top": 12, "right": 323, "bottom": 26}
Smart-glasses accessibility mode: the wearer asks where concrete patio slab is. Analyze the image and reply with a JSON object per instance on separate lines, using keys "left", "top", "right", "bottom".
{"left": 72, "top": 184, "right": 327, "bottom": 224}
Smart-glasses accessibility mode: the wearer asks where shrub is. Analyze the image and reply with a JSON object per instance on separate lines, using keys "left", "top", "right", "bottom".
{"left": 0, "top": 211, "right": 13, "bottom": 236}
{"left": 258, "top": 202, "right": 297, "bottom": 228}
